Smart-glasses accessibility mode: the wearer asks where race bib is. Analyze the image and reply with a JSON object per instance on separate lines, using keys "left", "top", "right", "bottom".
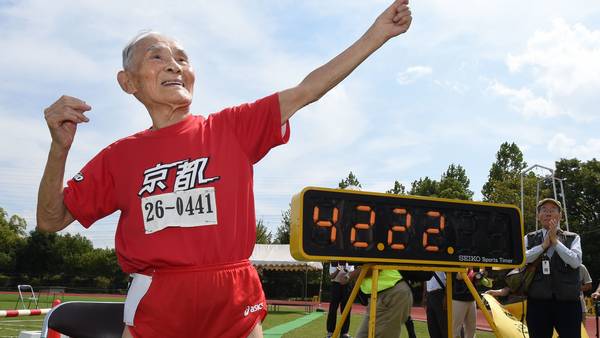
{"left": 141, "top": 187, "right": 218, "bottom": 234}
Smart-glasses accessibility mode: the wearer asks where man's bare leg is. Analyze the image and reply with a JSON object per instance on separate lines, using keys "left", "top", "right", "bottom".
{"left": 248, "top": 322, "right": 263, "bottom": 338}
{"left": 122, "top": 326, "right": 134, "bottom": 338}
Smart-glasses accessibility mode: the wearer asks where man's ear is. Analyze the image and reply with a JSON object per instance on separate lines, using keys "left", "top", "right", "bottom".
{"left": 117, "top": 70, "right": 136, "bottom": 94}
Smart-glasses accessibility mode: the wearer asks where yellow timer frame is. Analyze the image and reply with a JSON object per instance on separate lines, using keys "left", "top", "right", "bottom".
{"left": 290, "top": 187, "right": 525, "bottom": 268}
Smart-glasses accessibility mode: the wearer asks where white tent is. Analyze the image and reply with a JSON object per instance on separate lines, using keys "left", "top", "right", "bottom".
{"left": 250, "top": 244, "right": 322, "bottom": 271}
{"left": 250, "top": 244, "right": 324, "bottom": 300}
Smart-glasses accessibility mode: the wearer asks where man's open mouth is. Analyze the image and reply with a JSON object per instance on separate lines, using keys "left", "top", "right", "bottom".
{"left": 161, "top": 80, "right": 185, "bottom": 87}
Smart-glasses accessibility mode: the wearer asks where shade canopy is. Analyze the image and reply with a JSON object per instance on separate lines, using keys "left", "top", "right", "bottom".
{"left": 250, "top": 244, "right": 323, "bottom": 271}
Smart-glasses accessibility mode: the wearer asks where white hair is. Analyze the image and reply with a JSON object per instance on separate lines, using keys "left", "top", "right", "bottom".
{"left": 122, "top": 30, "right": 161, "bottom": 70}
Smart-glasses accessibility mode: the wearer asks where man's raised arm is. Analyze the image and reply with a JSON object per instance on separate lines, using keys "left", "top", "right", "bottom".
{"left": 278, "top": 0, "right": 412, "bottom": 124}
{"left": 37, "top": 95, "right": 91, "bottom": 232}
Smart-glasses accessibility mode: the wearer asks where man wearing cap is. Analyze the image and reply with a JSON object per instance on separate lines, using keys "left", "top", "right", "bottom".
{"left": 524, "top": 198, "right": 582, "bottom": 338}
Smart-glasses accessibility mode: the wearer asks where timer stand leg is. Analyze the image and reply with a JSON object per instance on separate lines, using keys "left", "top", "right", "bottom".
{"left": 333, "top": 264, "right": 372, "bottom": 338}
{"left": 461, "top": 271, "right": 501, "bottom": 337}
{"left": 368, "top": 268, "right": 380, "bottom": 338}
{"left": 446, "top": 271, "right": 453, "bottom": 338}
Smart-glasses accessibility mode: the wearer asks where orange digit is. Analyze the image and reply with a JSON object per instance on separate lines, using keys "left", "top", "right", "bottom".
{"left": 422, "top": 211, "right": 445, "bottom": 252}
{"left": 351, "top": 205, "right": 375, "bottom": 248}
{"left": 387, "top": 208, "right": 412, "bottom": 250}
{"left": 313, "top": 206, "right": 339, "bottom": 243}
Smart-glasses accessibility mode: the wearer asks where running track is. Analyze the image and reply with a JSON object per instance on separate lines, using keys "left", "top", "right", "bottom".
{"left": 318, "top": 302, "right": 599, "bottom": 337}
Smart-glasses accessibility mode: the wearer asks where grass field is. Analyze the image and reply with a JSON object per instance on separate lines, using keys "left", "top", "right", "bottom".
{"left": 1, "top": 294, "right": 496, "bottom": 337}
{"left": 267, "top": 308, "right": 495, "bottom": 338}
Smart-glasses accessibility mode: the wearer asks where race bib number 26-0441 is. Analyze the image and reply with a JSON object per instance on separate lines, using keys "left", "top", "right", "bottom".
{"left": 141, "top": 187, "right": 218, "bottom": 234}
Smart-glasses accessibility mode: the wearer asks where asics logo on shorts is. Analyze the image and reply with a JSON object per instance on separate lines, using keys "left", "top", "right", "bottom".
{"left": 73, "top": 172, "right": 84, "bottom": 182}
{"left": 244, "top": 303, "right": 264, "bottom": 317}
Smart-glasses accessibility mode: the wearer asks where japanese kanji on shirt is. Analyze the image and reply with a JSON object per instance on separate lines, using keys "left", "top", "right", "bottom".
{"left": 63, "top": 93, "right": 290, "bottom": 274}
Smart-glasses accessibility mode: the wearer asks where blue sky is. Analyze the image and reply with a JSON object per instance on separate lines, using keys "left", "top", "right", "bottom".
{"left": 1, "top": 0, "right": 599, "bottom": 248}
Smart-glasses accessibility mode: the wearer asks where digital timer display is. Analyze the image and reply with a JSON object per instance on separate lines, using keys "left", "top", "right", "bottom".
{"left": 290, "top": 187, "right": 524, "bottom": 268}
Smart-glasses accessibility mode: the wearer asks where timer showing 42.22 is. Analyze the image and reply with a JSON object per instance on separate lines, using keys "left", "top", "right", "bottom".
{"left": 290, "top": 187, "right": 524, "bottom": 268}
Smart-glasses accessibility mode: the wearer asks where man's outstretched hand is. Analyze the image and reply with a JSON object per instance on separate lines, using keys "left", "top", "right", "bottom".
{"left": 369, "top": 0, "right": 413, "bottom": 43}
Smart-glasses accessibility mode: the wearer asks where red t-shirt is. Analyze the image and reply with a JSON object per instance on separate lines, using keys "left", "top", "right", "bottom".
{"left": 64, "top": 93, "right": 289, "bottom": 274}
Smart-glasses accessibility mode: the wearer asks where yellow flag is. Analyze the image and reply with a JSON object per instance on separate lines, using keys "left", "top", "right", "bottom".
{"left": 482, "top": 294, "right": 528, "bottom": 337}
{"left": 482, "top": 295, "right": 589, "bottom": 338}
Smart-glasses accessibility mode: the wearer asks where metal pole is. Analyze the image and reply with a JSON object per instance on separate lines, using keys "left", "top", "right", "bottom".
{"left": 557, "top": 178, "right": 570, "bottom": 231}
{"left": 536, "top": 179, "right": 541, "bottom": 230}
{"left": 520, "top": 173, "right": 525, "bottom": 222}
{"left": 521, "top": 164, "right": 558, "bottom": 231}
{"left": 318, "top": 265, "right": 324, "bottom": 306}
{"left": 551, "top": 171, "right": 558, "bottom": 202}
{"left": 446, "top": 272, "right": 454, "bottom": 338}
{"left": 304, "top": 266, "right": 308, "bottom": 300}
{"left": 368, "top": 268, "right": 380, "bottom": 338}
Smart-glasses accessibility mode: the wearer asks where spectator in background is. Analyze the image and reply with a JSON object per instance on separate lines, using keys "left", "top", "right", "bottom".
{"left": 326, "top": 261, "right": 354, "bottom": 338}
{"left": 404, "top": 316, "right": 417, "bottom": 338}
{"left": 579, "top": 264, "right": 592, "bottom": 322}
{"left": 592, "top": 282, "right": 600, "bottom": 300}
{"left": 426, "top": 271, "right": 447, "bottom": 338}
{"left": 451, "top": 270, "right": 476, "bottom": 338}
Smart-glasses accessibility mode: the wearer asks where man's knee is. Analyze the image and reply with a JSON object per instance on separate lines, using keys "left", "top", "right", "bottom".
{"left": 122, "top": 326, "right": 133, "bottom": 338}
{"left": 247, "top": 322, "right": 263, "bottom": 338}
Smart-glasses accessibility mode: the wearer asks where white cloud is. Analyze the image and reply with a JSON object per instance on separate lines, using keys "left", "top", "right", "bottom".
{"left": 488, "top": 81, "right": 563, "bottom": 118}
{"left": 502, "top": 19, "right": 600, "bottom": 122}
{"left": 434, "top": 80, "right": 469, "bottom": 95}
{"left": 547, "top": 133, "right": 600, "bottom": 159}
{"left": 396, "top": 66, "right": 433, "bottom": 85}
{"left": 507, "top": 19, "right": 600, "bottom": 94}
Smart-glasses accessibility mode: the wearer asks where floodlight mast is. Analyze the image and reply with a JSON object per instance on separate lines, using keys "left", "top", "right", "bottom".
{"left": 520, "top": 164, "right": 569, "bottom": 231}
{"left": 555, "top": 177, "right": 569, "bottom": 231}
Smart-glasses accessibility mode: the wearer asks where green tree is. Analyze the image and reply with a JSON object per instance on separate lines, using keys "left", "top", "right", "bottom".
{"left": 0, "top": 208, "right": 27, "bottom": 274}
{"left": 16, "top": 230, "right": 61, "bottom": 279}
{"left": 409, "top": 176, "right": 439, "bottom": 197}
{"left": 481, "top": 142, "right": 540, "bottom": 228}
{"left": 80, "top": 248, "right": 128, "bottom": 289}
{"left": 386, "top": 181, "right": 406, "bottom": 195}
{"left": 55, "top": 233, "right": 94, "bottom": 279}
{"left": 338, "top": 171, "right": 361, "bottom": 189}
{"left": 482, "top": 142, "right": 527, "bottom": 200}
{"left": 0, "top": 207, "right": 27, "bottom": 236}
{"left": 556, "top": 158, "right": 600, "bottom": 231}
{"left": 273, "top": 206, "right": 291, "bottom": 244}
{"left": 409, "top": 164, "right": 473, "bottom": 201}
{"left": 8, "top": 215, "right": 27, "bottom": 237}
{"left": 555, "top": 158, "right": 600, "bottom": 283}
{"left": 437, "top": 164, "right": 473, "bottom": 200}
{"left": 256, "top": 219, "right": 272, "bottom": 244}
{"left": 0, "top": 227, "right": 25, "bottom": 273}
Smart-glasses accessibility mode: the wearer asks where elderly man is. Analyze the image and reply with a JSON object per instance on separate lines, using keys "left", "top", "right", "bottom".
{"left": 524, "top": 198, "right": 582, "bottom": 338}
{"left": 36, "top": 1, "right": 412, "bottom": 337}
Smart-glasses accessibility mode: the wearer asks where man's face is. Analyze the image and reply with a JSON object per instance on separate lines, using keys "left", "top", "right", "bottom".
{"left": 126, "top": 34, "right": 195, "bottom": 109}
{"left": 538, "top": 202, "right": 561, "bottom": 229}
